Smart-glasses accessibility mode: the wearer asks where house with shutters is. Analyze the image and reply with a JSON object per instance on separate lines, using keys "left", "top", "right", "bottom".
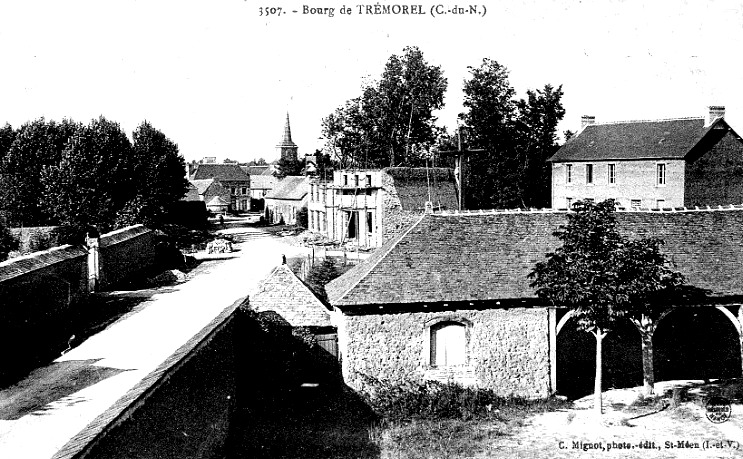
{"left": 550, "top": 106, "right": 743, "bottom": 210}
{"left": 326, "top": 207, "right": 743, "bottom": 398}
{"left": 307, "top": 167, "right": 458, "bottom": 248}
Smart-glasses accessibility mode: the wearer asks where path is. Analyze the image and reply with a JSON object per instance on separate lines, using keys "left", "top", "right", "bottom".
{"left": 0, "top": 229, "right": 308, "bottom": 459}
{"left": 485, "top": 381, "right": 743, "bottom": 458}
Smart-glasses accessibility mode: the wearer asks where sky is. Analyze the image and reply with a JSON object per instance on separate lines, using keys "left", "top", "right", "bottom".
{"left": 3, "top": 0, "right": 743, "bottom": 163}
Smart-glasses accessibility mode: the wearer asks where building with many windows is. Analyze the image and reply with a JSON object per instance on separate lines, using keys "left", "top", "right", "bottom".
{"left": 549, "top": 106, "right": 743, "bottom": 209}
{"left": 307, "top": 167, "right": 457, "bottom": 248}
{"left": 188, "top": 162, "right": 251, "bottom": 212}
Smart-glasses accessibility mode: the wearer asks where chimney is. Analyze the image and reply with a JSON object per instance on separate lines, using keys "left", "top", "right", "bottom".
{"left": 581, "top": 115, "right": 596, "bottom": 131}
{"left": 708, "top": 106, "right": 725, "bottom": 126}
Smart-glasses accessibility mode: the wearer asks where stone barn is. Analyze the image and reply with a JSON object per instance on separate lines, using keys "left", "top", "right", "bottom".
{"left": 326, "top": 207, "right": 743, "bottom": 398}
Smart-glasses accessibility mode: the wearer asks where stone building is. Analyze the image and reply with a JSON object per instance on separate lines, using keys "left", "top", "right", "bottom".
{"left": 188, "top": 163, "right": 251, "bottom": 212}
{"left": 264, "top": 176, "right": 308, "bottom": 225}
{"left": 550, "top": 106, "right": 743, "bottom": 209}
{"left": 184, "top": 179, "right": 231, "bottom": 214}
{"left": 326, "top": 207, "right": 743, "bottom": 398}
{"left": 307, "top": 167, "right": 457, "bottom": 248}
{"left": 277, "top": 113, "right": 298, "bottom": 162}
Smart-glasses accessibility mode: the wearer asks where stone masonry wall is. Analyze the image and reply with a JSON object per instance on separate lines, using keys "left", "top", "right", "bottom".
{"left": 341, "top": 307, "right": 551, "bottom": 398}
{"left": 99, "top": 225, "right": 157, "bottom": 289}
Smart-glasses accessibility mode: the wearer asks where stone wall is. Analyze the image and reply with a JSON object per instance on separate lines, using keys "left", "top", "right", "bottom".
{"left": 340, "top": 307, "right": 551, "bottom": 398}
{"left": 57, "top": 303, "right": 240, "bottom": 459}
{"left": 99, "top": 225, "right": 158, "bottom": 288}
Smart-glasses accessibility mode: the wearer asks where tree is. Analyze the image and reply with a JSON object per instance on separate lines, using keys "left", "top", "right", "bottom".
{"left": 274, "top": 155, "right": 304, "bottom": 178}
{"left": 40, "top": 116, "right": 133, "bottom": 234}
{"left": 0, "top": 118, "right": 80, "bottom": 226}
{"left": 529, "top": 199, "right": 683, "bottom": 413}
{"left": 116, "top": 121, "right": 189, "bottom": 227}
{"left": 459, "top": 59, "right": 565, "bottom": 209}
{"left": 513, "top": 84, "right": 565, "bottom": 208}
{"left": 321, "top": 46, "right": 447, "bottom": 168}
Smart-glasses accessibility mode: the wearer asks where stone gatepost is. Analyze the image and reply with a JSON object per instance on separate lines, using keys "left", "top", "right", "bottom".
{"left": 86, "top": 226, "right": 100, "bottom": 293}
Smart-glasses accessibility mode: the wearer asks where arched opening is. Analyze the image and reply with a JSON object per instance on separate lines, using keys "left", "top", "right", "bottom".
{"left": 557, "top": 315, "right": 641, "bottom": 399}
{"left": 654, "top": 306, "right": 742, "bottom": 381}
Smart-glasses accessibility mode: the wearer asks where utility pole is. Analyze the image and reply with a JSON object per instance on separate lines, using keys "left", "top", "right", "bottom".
{"left": 440, "top": 126, "right": 485, "bottom": 211}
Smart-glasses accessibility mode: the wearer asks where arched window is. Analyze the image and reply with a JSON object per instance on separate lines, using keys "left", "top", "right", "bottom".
{"left": 430, "top": 321, "right": 466, "bottom": 367}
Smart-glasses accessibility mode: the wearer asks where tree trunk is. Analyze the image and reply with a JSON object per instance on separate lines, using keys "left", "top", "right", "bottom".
{"left": 592, "top": 329, "right": 606, "bottom": 415}
{"left": 641, "top": 332, "right": 655, "bottom": 396}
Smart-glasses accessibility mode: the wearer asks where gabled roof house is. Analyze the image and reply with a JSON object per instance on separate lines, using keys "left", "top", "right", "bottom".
{"left": 549, "top": 106, "right": 743, "bottom": 210}
{"left": 327, "top": 207, "right": 743, "bottom": 398}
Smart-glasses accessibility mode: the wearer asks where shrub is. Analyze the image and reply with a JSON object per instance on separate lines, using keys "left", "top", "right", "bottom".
{"left": 357, "top": 374, "right": 570, "bottom": 421}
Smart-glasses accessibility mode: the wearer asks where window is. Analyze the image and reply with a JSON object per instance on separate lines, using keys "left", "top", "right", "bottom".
{"left": 344, "top": 175, "right": 348, "bottom": 186}
{"left": 656, "top": 199, "right": 666, "bottom": 209}
{"left": 354, "top": 175, "right": 359, "bottom": 186}
{"left": 631, "top": 199, "right": 641, "bottom": 209}
{"left": 241, "top": 187, "right": 247, "bottom": 195}
{"left": 566, "top": 197, "right": 573, "bottom": 209}
{"left": 565, "top": 164, "right": 573, "bottom": 184}
{"left": 586, "top": 164, "right": 594, "bottom": 184}
{"left": 230, "top": 187, "right": 236, "bottom": 194}
{"left": 366, "top": 174, "right": 372, "bottom": 187}
{"left": 657, "top": 164, "right": 666, "bottom": 186}
{"left": 367, "top": 211, "right": 373, "bottom": 234}
{"left": 608, "top": 164, "right": 616, "bottom": 185}
{"left": 430, "top": 322, "right": 466, "bottom": 367}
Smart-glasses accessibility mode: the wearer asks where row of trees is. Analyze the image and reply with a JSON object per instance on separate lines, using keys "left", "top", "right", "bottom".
{"left": 0, "top": 117, "right": 188, "bottom": 243}
{"left": 320, "top": 47, "right": 566, "bottom": 209}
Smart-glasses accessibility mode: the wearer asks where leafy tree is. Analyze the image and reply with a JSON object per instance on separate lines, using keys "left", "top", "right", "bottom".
{"left": 529, "top": 199, "right": 683, "bottom": 413}
{"left": 322, "top": 46, "right": 447, "bottom": 168}
{"left": 116, "top": 121, "right": 189, "bottom": 227}
{"left": 459, "top": 59, "right": 564, "bottom": 209}
{"left": 514, "top": 84, "right": 565, "bottom": 208}
{"left": 0, "top": 119, "right": 80, "bottom": 226}
{"left": 0, "top": 219, "right": 19, "bottom": 261}
{"left": 304, "top": 257, "right": 342, "bottom": 304}
{"left": 0, "top": 123, "right": 14, "bottom": 157}
{"left": 248, "top": 158, "right": 268, "bottom": 166}
{"left": 274, "top": 156, "right": 304, "bottom": 178}
{"left": 41, "top": 116, "right": 133, "bottom": 234}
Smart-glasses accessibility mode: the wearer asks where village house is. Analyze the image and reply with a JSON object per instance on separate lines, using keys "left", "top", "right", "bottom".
{"left": 188, "top": 162, "right": 251, "bottom": 212}
{"left": 307, "top": 167, "right": 457, "bottom": 248}
{"left": 326, "top": 207, "right": 743, "bottom": 398}
{"left": 263, "top": 176, "right": 308, "bottom": 225}
{"left": 183, "top": 178, "right": 231, "bottom": 214}
{"left": 550, "top": 106, "right": 743, "bottom": 209}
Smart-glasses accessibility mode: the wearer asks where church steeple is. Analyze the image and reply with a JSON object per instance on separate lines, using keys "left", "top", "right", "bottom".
{"left": 276, "top": 112, "right": 298, "bottom": 161}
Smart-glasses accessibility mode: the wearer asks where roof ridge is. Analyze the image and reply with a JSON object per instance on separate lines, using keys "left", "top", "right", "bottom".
{"left": 282, "top": 263, "right": 328, "bottom": 309}
{"left": 332, "top": 213, "right": 427, "bottom": 304}
{"left": 434, "top": 204, "right": 743, "bottom": 216}
{"left": 592, "top": 116, "right": 703, "bottom": 126}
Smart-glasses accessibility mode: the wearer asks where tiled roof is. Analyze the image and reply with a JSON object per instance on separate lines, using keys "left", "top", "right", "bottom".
{"left": 207, "top": 196, "right": 229, "bottom": 206}
{"left": 249, "top": 264, "right": 331, "bottom": 327}
{"left": 549, "top": 118, "right": 732, "bottom": 162}
{"left": 182, "top": 182, "right": 200, "bottom": 201}
{"left": 190, "top": 179, "right": 215, "bottom": 195}
{"left": 243, "top": 165, "right": 271, "bottom": 176}
{"left": 191, "top": 163, "right": 250, "bottom": 182}
{"left": 383, "top": 167, "right": 458, "bottom": 211}
{"left": 265, "top": 176, "right": 307, "bottom": 201}
{"left": 327, "top": 207, "right": 743, "bottom": 308}
{"left": 250, "top": 174, "right": 279, "bottom": 190}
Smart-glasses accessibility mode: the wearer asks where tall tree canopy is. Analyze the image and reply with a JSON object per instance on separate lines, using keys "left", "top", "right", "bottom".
{"left": 0, "top": 119, "right": 80, "bottom": 226}
{"left": 322, "top": 46, "right": 447, "bottom": 168}
{"left": 460, "top": 59, "right": 564, "bottom": 209}
{"left": 116, "top": 121, "right": 189, "bottom": 227}
{"left": 41, "top": 116, "right": 134, "bottom": 233}
{"left": 530, "top": 199, "right": 684, "bottom": 412}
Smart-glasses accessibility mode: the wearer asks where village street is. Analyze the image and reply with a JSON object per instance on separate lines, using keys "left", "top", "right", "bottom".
{"left": 0, "top": 222, "right": 310, "bottom": 459}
